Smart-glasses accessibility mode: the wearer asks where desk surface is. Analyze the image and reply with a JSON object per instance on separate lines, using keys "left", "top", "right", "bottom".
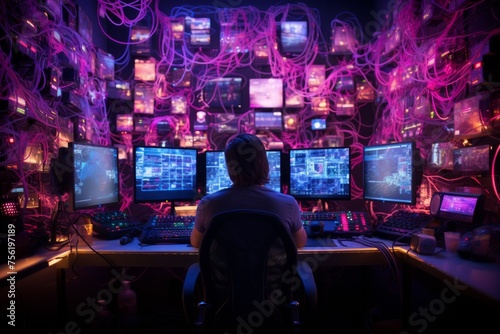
{"left": 3, "top": 236, "right": 500, "bottom": 306}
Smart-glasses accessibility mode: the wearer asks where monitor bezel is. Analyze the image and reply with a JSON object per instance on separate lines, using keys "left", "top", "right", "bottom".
{"left": 288, "top": 146, "right": 351, "bottom": 200}
{"left": 362, "top": 141, "right": 419, "bottom": 205}
{"left": 133, "top": 146, "right": 199, "bottom": 203}
{"left": 203, "top": 149, "right": 284, "bottom": 195}
{"left": 202, "top": 77, "right": 243, "bottom": 109}
{"left": 69, "top": 142, "right": 120, "bottom": 211}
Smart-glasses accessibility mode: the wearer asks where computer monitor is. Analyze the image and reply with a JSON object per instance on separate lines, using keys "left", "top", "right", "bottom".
{"left": 279, "top": 21, "right": 308, "bottom": 55}
{"left": 204, "top": 150, "right": 282, "bottom": 194}
{"left": 133, "top": 146, "right": 198, "bottom": 210}
{"left": 203, "top": 77, "right": 242, "bottom": 109}
{"left": 69, "top": 142, "right": 120, "bottom": 210}
{"left": 363, "top": 141, "right": 421, "bottom": 205}
{"left": 249, "top": 78, "right": 283, "bottom": 108}
{"left": 288, "top": 147, "right": 351, "bottom": 200}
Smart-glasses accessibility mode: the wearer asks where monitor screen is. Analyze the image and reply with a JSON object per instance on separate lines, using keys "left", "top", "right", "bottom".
{"left": 107, "top": 80, "right": 131, "bottom": 100}
{"left": 203, "top": 77, "right": 242, "bottom": 109}
{"left": 453, "top": 95, "right": 486, "bottom": 139}
{"left": 95, "top": 49, "right": 114, "bottom": 81}
{"left": 134, "top": 58, "right": 156, "bottom": 82}
{"left": 115, "top": 114, "right": 134, "bottom": 133}
{"left": 187, "top": 17, "right": 210, "bottom": 46}
{"left": 133, "top": 146, "right": 198, "bottom": 202}
{"left": 204, "top": 150, "right": 282, "bottom": 194}
{"left": 453, "top": 144, "right": 491, "bottom": 173}
{"left": 134, "top": 84, "right": 155, "bottom": 115}
{"left": 70, "top": 142, "right": 120, "bottom": 210}
{"left": 254, "top": 111, "right": 283, "bottom": 131}
{"left": 279, "top": 21, "right": 308, "bottom": 54}
{"left": 130, "top": 26, "right": 151, "bottom": 56}
{"left": 289, "top": 147, "right": 351, "bottom": 200}
{"left": 311, "top": 118, "right": 326, "bottom": 130}
{"left": 171, "top": 95, "right": 188, "bottom": 114}
{"left": 307, "top": 65, "right": 326, "bottom": 88}
{"left": 169, "top": 67, "right": 192, "bottom": 87}
{"left": 249, "top": 78, "right": 283, "bottom": 108}
{"left": 363, "top": 141, "right": 419, "bottom": 204}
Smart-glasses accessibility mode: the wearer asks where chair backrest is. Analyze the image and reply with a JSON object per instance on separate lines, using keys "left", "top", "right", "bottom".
{"left": 198, "top": 209, "right": 300, "bottom": 332}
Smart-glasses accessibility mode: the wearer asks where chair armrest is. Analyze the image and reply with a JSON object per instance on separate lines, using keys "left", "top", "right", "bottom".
{"left": 182, "top": 263, "right": 200, "bottom": 325}
{"left": 296, "top": 260, "right": 317, "bottom": 315}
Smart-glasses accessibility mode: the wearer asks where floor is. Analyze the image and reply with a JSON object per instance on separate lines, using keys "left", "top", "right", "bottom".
{"left": 92, "top": 265, "right": 399, "bottom": 334}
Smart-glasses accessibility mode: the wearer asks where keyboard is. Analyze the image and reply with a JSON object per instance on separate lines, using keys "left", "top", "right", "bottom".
{"left": 301, "top": 211, "right": 373, "bottom": 238}
{"left": 374, "top": 210, "right": 433, "bottom": 242}
{"left": 139, "top": 215, "right": 195, "bottom": 244}
{"left": 91, "top": 211, "right": 143, "bottom": 239}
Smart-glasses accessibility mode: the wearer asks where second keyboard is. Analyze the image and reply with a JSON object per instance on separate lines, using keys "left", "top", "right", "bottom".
{"left": 139, "top": 215, "right": 195, "bottom": 244}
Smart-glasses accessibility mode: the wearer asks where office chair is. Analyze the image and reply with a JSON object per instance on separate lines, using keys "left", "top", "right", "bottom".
{"left": 182, "top": 209, "right": 317, "bottom": 334}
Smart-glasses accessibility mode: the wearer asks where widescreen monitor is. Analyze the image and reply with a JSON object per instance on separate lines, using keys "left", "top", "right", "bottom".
{"left": 69, "top": 142, "right": 120, "bottom": 210}
{"left": 288, "top": 147, "right": 351, "bottom": 200}
{"left": 363, "top": 141, "right": 420, "bottom": 205}
{"left": 133, "top": 146, "right": 198, "bottom": 203}
{"left": 204, "top": 150, "right": 282, "bottom": 194}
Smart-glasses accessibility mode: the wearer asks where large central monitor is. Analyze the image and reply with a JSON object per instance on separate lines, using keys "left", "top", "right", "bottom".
{"left": 69, "top": 142, "right": 120, "bottom": 210}
{"left": 288, "top": 147, "right": 351, "bottom": 200}
{"left": 363, "top": 141, "right": 420, "bottom": 205}
{"left": 133, "top": 146, "right": 198, "bottom": 205}
{"left": 204, "top": 150, "right": 282, "bottom": 194}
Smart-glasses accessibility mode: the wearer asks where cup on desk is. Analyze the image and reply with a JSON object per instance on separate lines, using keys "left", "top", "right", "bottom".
{"left": 444, "top": 231, "right": 461, "bottom": 253}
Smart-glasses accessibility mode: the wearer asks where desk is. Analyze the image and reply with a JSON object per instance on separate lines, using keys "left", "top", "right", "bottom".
{"left": 4, "top": 237, "right": 500, "bottom": 332}
{"left": 61, "top": 237, "right": 500, "bottom": 305}
{"left": 0, "top": 246, "right": 69, "bottom": 288}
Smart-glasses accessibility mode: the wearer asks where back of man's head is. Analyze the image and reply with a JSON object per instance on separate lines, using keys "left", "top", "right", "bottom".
{"left": 224, "top": 134, "right": 270, "bottom": 186}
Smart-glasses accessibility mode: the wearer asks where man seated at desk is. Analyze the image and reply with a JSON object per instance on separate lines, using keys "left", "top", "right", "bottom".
{"left": 190, "top": 133, "right": 307, "bottom": 248}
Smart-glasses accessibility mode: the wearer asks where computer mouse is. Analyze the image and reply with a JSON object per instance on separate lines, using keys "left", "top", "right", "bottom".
{"left": 309, "top": 221, "right": 324, "bottom": 237}
{"left": 120, "top": 234, "right": 134, "bottom": 245}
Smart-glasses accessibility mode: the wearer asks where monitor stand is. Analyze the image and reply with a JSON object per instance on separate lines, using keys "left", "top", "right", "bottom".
{"left": 169, "top": 202, "right": 177, "bottom": 216}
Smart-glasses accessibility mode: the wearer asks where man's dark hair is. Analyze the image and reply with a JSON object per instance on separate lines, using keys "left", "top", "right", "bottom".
{"left": 224, "top": 133, "right": 270, "bottom": 186}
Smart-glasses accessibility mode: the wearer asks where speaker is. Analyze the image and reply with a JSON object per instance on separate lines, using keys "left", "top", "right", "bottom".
{"left": 430, "top": 192, "right": 443, "bottom": 216}
{"left": 410, "top": 233, "right": 437, "bottom": 255}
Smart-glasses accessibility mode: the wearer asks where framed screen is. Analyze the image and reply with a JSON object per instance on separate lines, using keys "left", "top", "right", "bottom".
{"left": 134, "top": 58, "right": 156, "bottom": 82}
{"left": 249, "top": 78, "right": 283, "bottom": 108}
{"left": 363, "top": 141, "right": 419, "bottom": 204}
{"left": 279, "top": 21, "right": 307, "bottom": 54}
{"left": 133, "top": 146, "right": 198, "bottom": 202}
{"left": 285, "top": 85, "right": 305, "bottom": 107}
{"left": 171, "top": 95, "right": 188, "bottom": 115}
{"left": 288, "top": 147, "right": 351, "bottom": 200}
{"left": 203, "top": 77, "right": 242, "bottom": 109}
{"left": 107, "top": 80, "right": 131, "bottom": 100}
{"left": 204, "top": 150, "right": 282, "bottom": 194}
{"left": 115, "top": 114, "right": 133, "bottom": 133}
{"left": 307, "top": 65, "right": 326, "bottom": 88}
{"left": 453, "top": 145, "right": 491, "bottom": 173}
{"left": 433, "top": 192, "right": 484, "bottom": 224}
{"left": 187, "top": 17, "right": 210, "bottom": 46}
{"left": 134, "top": 84, "right": 155, "bottom": 115}
{"left": 95, "top": 49, "right": 114, "bottom": 81}
{"left": 453, "top": 95, "right": 486, "bottom": 139}
{"left": 169, "top": 67, "right": 192, "bottom": 87}
{"left": 311, "top": 118, "right": 326, "bottom": 130}
{"left": 255, "top": 111, "right": 283, "bottom": 131}
{"left": 170, "top": 18, "right": 185, "bottom": 41}
{"left": 130, "top": 26, "right": 151, "bottom": 56}
{"left": 69, "top": 142, "right": 119, "bottom": 210}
